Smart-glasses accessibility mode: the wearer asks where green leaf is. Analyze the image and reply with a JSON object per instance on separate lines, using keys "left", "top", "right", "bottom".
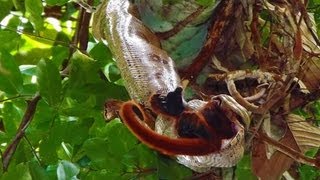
{"left": 25, "top": 0, "right": 44, "bottom": 30}
{"left": 195, "top": 0, "right": 216, "bottom": 7}
{"left": 82, "top": 137, "right": 122, "bottom": 170}
{"left": 28, "top": 161, "right": 49, "bottom": 180}
{"left": 59, "top": 96, "right": 98, "bottom": 118}
{"left": 305, "top": 148, "right": 319, "bottom": 157}
{"left": 157, "top": 155, "right": 192, "bottom": 179}
{"left": 46, "top": 165, "right": 58, "bottom": 179}
{"left": 85, "top": 170, "right": 119, "bottom": 180}
{"left": 39, "top": 136, "right": 59, "bottom": 164}
{"left": 88, "top": 115, "right": 109, "bottom": 137}
{"left": 37, "top": 59, "right": 62, "bottom": 108}
{"left": 58, "top": 142, "right": 73, "bottom": 160}
{"left": 15, "top": 48, "right": 52, "bottom": 65}
{"left": 235, "top": 155, "right": 257, "bottom": 180}
{"left": 39, "top": 121, "right": 65, "bottom": 164}
{"left": 57, "top": 160, "right": 80, "bottom": 180}
{"left": 2, "top": 102, "right": 22, "bottom": 136}
{"left": 27, "top": 99, "right": 57, "bottom": 142}
{"left": 67, "top": 51, "right": 129, "bottom": 105}
{"left": 45, "top": 0, "right": 69, "bottom": 6}
{"left": 12, "top": 0, "right": 25, "bottom": 12}
{"left": 69, "top": 51, "right": 102, "bottom": 87}
{"left": 299, "top": 164, "right": 320, "bottom": 180}
{"left": 298, "top": 148, "right": 320, "bottom": 180}
{"left": 20, "top": 65, "right": 37, "bottom": 76}
{"left": 10, "top": 141, "right": 34, "bottom": 167}
{"left": 311, "top": 101, "right": 320, "bottom": 126}
{"left": 89, "top": 42, "right": 113, "bottom": 66}
{"left": 103, "top": 63, "right": 121, "bottom": 82}
{"left": 42, "top": 119, "right": 90, "bottom": 163}
{"left": 0, "top": 50, "right": 23, "bottom": 95}
{"left": 122, "top": 144, "right": 158, "bottom": 179}
{"left": 61, "top": 118, "right": 93, "bottom": 145}
{"left": 104, "top": 122, "right": 138, "bottom": 158}
{"left": 51, "top": 46, "right": 69, "bottom": 68}
{"left": 0, "top": 30, "right": 21, "bottom": 52}
{"left": 2, "top": 163, "right": 32, "bottom": 180}
{"left": 0, "top": 0, "right": 13, "bottom": 21}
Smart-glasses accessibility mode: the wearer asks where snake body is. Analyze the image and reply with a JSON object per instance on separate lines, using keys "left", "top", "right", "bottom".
{"left": 93, "top": 0, "right": 250, "bottom": 172}
{"left": 93, "top": 0, "right": 180, "bottom": 104}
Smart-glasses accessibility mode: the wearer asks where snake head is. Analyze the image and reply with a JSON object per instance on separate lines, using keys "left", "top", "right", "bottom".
{"left": 212, "top": 94, "right": 251, "bottom": 129}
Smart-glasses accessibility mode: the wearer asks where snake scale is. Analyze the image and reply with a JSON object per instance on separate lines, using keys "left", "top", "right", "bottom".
{"left": 93, "top": 0, "right": 250, "bottom": 172}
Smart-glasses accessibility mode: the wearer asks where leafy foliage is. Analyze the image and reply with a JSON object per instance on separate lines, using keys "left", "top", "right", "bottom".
{"left": 0, "top": 0, "right": 194, "bottom": 179}
{"left": 0, "top": 50, "right": 23, "bottom": 95}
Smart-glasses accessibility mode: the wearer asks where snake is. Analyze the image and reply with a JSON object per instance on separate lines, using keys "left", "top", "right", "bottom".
{"left": 92, "top": 0, "right": 251, "bottom": 172}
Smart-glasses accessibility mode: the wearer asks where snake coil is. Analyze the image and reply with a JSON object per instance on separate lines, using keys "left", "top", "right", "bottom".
{"left": 93, "top": 0, "right": 250, "bottom": 172}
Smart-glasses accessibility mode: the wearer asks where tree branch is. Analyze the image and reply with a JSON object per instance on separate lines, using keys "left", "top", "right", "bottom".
{"left": 156, "top": 7, "right": 205, "bottom": 40}
{"left": 2, "top": 93, "right": 41, "bottom": 171}
{"left": 181, "top": 0, "right": 236, "bottom": 82}
{"left": 62, "top": 0, "right": 94, "bottom": 74}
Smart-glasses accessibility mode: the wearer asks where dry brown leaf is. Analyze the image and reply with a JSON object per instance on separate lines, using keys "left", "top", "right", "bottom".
{"left": 287, "top": 114, "right": 320, "bottom": 152}
{"left": 264, "top": 1, "right": 320, "bottom": 92}
{"left": 252, "top": 129, "right": 300, "bottom": 180}
{"left": 290, "top": 12, "right": 320, "bottom": 92}
{"left": 300, "top": 13, "right": 320, "bottom": 54}
{"left": 299, "top": 58, "right": 320, "bottom": 92}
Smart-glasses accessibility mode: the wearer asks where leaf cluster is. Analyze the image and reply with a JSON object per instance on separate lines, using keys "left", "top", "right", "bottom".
{"left": 0, "top": 0, "right": 192, "bottom": 179}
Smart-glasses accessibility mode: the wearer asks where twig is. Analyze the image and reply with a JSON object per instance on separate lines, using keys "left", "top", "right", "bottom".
{"left": 0, "top": 95, "right": 32, "bottom": 103}
{"left": 251, "top": 1, "right": 265, "bottom": 68}
{"left": 156, "top": 7, "right": 205, "bottom": 40}
{"left": 2, "top": 93, "right": 41, "bottom": 171}
{"left": 121, "top": 165, "right": 157, "bottom": 177}
{"left": 23, "top": 136, "right": 42, "bottom": 166}
{"left": 77, "top": 0, "right": 94, "bottom": 51}
{"left": 245, "top": 114, "right": 266, "bottom": 149}
{"left": 0, "top": 24, "right": 77, "bottom": 49}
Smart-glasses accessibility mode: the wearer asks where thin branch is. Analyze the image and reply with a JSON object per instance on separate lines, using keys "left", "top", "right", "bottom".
{"left": 245, "top": 114, "right": 266, "bottom": 149}
{"left": 156, "top": 7, "right": 205, "bottom": 40}
{"left": 251, "top": 0, "right": 265, "bottom": 68}
{"left": 78, "top": 0, "right": 94, "bottom": 51}
{"left": 62, "top": 0, "right": 93, "bottom": 73}
{"left": 0, "top": 95, "right": 32, "bottom": 103}
{"left": 23, "top": 136, "right": 42, "bottom": 166}
{"left": 121, "top": 165, "right": 157, "bottom": 177}
{"left": 0, "top": 24, "right": 77, "bottom": 49}
{"left": 2, "top": 93, "right": 41, "bottom": 171}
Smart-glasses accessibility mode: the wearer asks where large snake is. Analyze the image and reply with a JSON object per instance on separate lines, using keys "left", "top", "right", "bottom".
{"left": 93, "top": 0, "right": 250, "bottom": 172}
